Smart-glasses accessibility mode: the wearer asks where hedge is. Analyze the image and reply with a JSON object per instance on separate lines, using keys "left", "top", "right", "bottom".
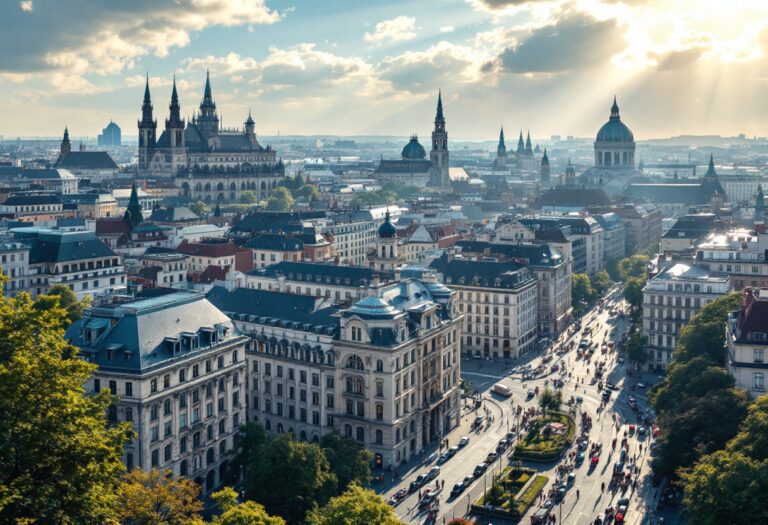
{"left": 515, "top": 475, "right": 548, "bottom": 515}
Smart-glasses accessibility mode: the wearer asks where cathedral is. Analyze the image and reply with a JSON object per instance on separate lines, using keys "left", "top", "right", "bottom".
{"left": 138, "top": 72, "right": 284, "bottom": 204}
{"left": 374, "top": 92, "right": 450, "bottom": 189}
{"left": 492, "top": 128, "right": 538, "bottom": 171}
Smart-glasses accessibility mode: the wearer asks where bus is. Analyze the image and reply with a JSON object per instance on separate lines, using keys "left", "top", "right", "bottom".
{"left": 493, "top": 383, "right": 513, "bottom": 397}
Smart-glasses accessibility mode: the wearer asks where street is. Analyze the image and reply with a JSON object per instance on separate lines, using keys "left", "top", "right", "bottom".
{"left": 382, "top": 285, "right": 678, "bottom": 525}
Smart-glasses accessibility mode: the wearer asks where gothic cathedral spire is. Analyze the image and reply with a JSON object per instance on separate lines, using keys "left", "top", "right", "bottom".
{"left": 123, "top": 175, "right": 144, "bottom": 229}
{"left": 138, "top": 74, "right": 158, "bottom": 171}
{"left": 429, "top": 90, "right": 449, "bottom": 188}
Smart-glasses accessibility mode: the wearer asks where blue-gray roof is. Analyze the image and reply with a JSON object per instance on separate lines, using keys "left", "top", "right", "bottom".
{"left": 455, "top": 240, "right": 563, "bottom": 266}
{"left": 244, "top": 234, "right": 303, "bottom": 252}
{"left": 11, "top": 229, "right": 116, "bottom": 263}
{"left": 3, "top": 195, "right": 62, "bottom": 206}
{"left": 54, "top": 151, "right": 117, "bottom": 170}
{"left": 66, "top": 291, "right": 239, "bottom": 372}
{"left": 250, "top": 261, "right": 381, "bottom": 286}
{"left": 430, "top": 254, "right": 536, "bottom": 289}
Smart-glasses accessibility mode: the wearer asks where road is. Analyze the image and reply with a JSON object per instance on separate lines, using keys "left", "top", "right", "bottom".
{"left": 383, "top": 285, "right": 673, "bottom": 525}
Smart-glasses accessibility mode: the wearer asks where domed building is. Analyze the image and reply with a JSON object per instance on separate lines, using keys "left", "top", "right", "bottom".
{"left": 402, "top": 135, "right": 426, "bottom": 160}
{"left": 594, "top": 97, "right": 635, "bottom": 168}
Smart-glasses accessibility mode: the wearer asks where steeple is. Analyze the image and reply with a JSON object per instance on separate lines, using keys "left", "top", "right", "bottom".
{"left": 517, "top": 130, "right": 524, "bottom": 153}
{"left": 198, "top": 70, "right": 219, "bottom": 138}
{"left": 610, "top": 96, "right": 620, "bottom": 120}
{"left": 496, "top": 126, "right": 506, "bottom": 158}
{"left": 138, "top": 74, "right": 158, "bottom": 170}
{"left": 540, "top": 148, "right": 550, "bottom": 185}
{"left": 60, "top": 127, "right": 71, "bottom": 157}
{"left": 565, "top": 157, "right": 575, "bottom": 186}
{"left": 204, "top": 69, "right": 212, "bottom": 102}
{"left": 140, "top": 73, "right": 155, "bottom": 125}
{"left": 429, "top": 90, "right": 449, "bottom": 188}
{"left": 705, "top": 153, "right": 717, "bottom": 178}
{"left": 435, "top": 90, "right": 444, "bottom": 125}
{"left": 755, "top": 184, "right": 765, "bottom": 231}
{"left": 244, "top": 109, "right": 255, "bottom": 137}
{"left": 167, "top": 75, "right": 183, "bottom": 127}
{"left": 525, "top": 130, "right": 533, "bottom": 155}
{"left": 123, "top": 175, "right": 144, "bottom": 229}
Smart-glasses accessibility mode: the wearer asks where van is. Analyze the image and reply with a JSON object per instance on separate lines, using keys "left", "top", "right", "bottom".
{"left": 493, "top": 383, "right": 513, "bottom": 397}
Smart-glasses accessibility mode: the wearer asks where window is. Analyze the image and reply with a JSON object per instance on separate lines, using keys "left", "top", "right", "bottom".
{"left": 125, "top": 382, "right": 133, "bottom": 397}
{"left": 755, "top": 373, "right": 765, "bottom": 391}
{"left": 755, "top": 348, "right": 765, "bottom": 363}
{"left": 151, "top": 449, "right": 159, "bottom": 467}
{"left": 376, "top": 359, "right": 383, "bottom": 372}
{"left": 125, "top": 408, "right": 133, "bottom": 422}
{"left": 150, "top": 426, "right": 158, "bottom": 442}
{"left": 179, "top": 369, "right": 186, "bottom": 383}
{"left": 163, "top": 374, "right": 170, "bottom": 388}
{"left": 164, "top": 444, "right": 172, "bottom": 462}
{"left": 179, "top": 393, "right": 187, "bottom": 408}
{"left": 179, "top": 413, "right": 187, "bottom": 429}
{"left": 192, "top": 364, "right": 199, "bottom": 378}
{"left": 376, "top": 404, "right": 383, "bottom": 420}
{"left": 300, "top": 371, "right": 307, "bottom": 383}
{"left": 150, "top": 405, "right": 158, "bottom": 421}
{"left": 326, "top": 394, "right": 334, "bottom": 408}
{"left": 376, "top": 381, "right": 383, "bottom": 397}
{"left": 149, "top": 379, "right": 156, "bottom": 393}
{"left": 375, "top": 429, "right": 383, "bottom": 444}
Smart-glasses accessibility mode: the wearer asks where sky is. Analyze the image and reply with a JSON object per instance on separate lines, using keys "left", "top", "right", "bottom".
{"left": 2, "top": 0, "right": 768, "bottom": 141}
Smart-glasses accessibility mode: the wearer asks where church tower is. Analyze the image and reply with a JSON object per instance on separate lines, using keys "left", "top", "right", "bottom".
{"left": 524, "top": 131, "right": 533, "bottom": 156}
{"left": 162, "top": 76, "right": 186, "bottom": 175}
{"left": 540, "top": 148, "right": 551, "bottom": 186}
{"left": 516, "top": 131, "right": 524, "bottom": 155}
{"left": 197, "top": 70, "right": 219, "bottom": 139}
{"left": 429, "top": 91, "right": 450, "bottom": 188}
{"left": 138, "top": 74, "right": 157, "bottom": 170}
{"left": 123, "top": 176, "right": 144, "bottom": 229}
{"left": 59, "top": 127, "right": 71, "bottom": 159}
{"left": 564, "top": 158, "right": 575, "bottom": 187}
{"left": 370, "top": 211, "right": 400, "bottom": 272}
{"left": 493, "top": 126, "right": 507, "bottom": 169}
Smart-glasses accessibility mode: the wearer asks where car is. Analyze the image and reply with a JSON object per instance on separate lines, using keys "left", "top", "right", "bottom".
{"left": 605, "top": 381, "right": 616, "bottom": 390}
{"left": 575, "top": 452, "right": 585, "bottom": 465}
{"left": 542, "top": 499, "right": 554, "bottom": 509}
{"left": 463, "top": 475, "right": 474, "bottom": 486}
{"left": 575, "top": 396, "right": 584, "bottom": 403}
{"left": 427, "top": 466, "right": 441, "bottom": 480}
{"left": 437, "top": 453, "right": 450, "bottom": 465}
{"left": 459, "top": 436, "right": 470, "bottom": 447}
{"left": 614, "top": 460, "right": 624, "bottom": 473}
{"left": 485, "top": 452, "right": 498, "bottom": 463}
{"left": 602, "top": 391, "right": 611, "bottom": 401}
{"left": 473, "top": 415, "right": 485, "bottom": 428}
{"left": 620, "top": 448, "right": 627, "bottom": 462}
{"left": 448, "top": 445, "right": 460, "bottom": 457}
{"left": 473, "top": 463, "right": 487, "bottom": 477}
{"left": 554, "top": 487, "right": 566, "bottom": 502}
{"left": 419, "top": 491, "right": 438, "bottom": 508}
{"left": 408, "top": 480, "right": 421, "bottom": 493}
{"left": 387, "top": 489, "right": 407, "bottom": 506}
{"left": 567, "top": 472, "right": 576, "bottom": 485}
{"left": 424, "top": 452, "right": 438, "bottom": 465}
{"left": 617, "top": 497, "right": 629, "bottom": 513}
{"left": 451, "top": 483, "right": 465, "bottom": 497}
{"left": 527, "top": 389, "right": 535, "bottom": 398}
{"left": 618, "top": 357, "right": 625, "bottom": 364}
{"left": 498, "top": 439, "right": 509, "bottom": 449}
{"left": 638, "top": 426, "right": 647, "bottom": 436}
{"left": 638, "top": 382, "right": 646, "bottom": 389}
{"left": 628, "top": 396, "right": 637, "bottom": 407}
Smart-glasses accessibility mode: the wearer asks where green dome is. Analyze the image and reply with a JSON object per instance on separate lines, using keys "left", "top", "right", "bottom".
{"left": 378, "top": 211, "right": 397, "bottom": 237}
{"left": 596, "top": 97, "right": 634, "bottom": 143}
{"left": 402, "top": 135, "right": 426, "bottom": 159}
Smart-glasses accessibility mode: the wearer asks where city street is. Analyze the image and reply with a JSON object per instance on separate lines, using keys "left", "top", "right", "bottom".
{"left": 383, "top": 286, "right": 678, "bottom": 525}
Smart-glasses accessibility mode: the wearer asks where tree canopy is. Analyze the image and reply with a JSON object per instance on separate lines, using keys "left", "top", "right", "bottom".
{"left": 571, "top": 273, "right": 594, "bottom": 308}
{"left": 350, "top": 190, "right": 397, "bottom": 209}
{"left": 36, "top": 283, "right": 90, "bottom": 324}
{"left": 673, "top": 292, "right": 741, "bottom": 365}
{"left": 622, "top": 276, "right": 644, "bottom": 308}
{"left": 591, "top": 270, "right": 612, "bottom": 296}
{"left": 266, "top": 187, "right": 294, "bottom": 212}
{"left": 0, "top": 292, "right": 132, "bottom": 523}
{"left": 212, "top": 487, "right": 285, "bottom": 525}
{"left": 319, "top": 431, "right": 372, "bottom": 492}
{"left": 617, "top": 255, "right": 649, "bottom": 281}
{"left": 239, "top": 191, "right": 257, "bottom": 204}
{"left": 115, "top": 469, "right": 204, "bottom": 525}
{"left": 538, "top": 387, "right": 562, "bottom": 415}
{"left": 307, "top": 484, "right": 402, "bottom": 525}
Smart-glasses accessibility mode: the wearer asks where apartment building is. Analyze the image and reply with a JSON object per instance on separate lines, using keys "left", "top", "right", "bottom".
{"left": 726, "top": 289, "right": 768, "bottom": 397}
{"left": 0, "top": 241, "right": 30, "bottom": 297}
{"left": 695, "top": 229, "right": 768, "bottom": 290}
{"left": 642, "top": 262, "right": 731, "bottom": 371}
{"left": 67, "top": 292, "right": 249, "bottom": 494}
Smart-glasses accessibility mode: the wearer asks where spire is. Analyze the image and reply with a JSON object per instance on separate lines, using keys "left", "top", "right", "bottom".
{"left": 63, "top": 126, "right": 69, "bottom": 142}
{"left": 610, "top": 96, "right": 620, "bottom": 119}
{"left": 542, "top": 148, "right": 549, "bottom": 163}
{"left": 705, "top": 153, "right": 717, "bottom": 178}
{"left": 436, "top": 90, "right": 444, "bottom": 122}
{"left": 525, "top": 130, "right": 533, "bottom": 155}
{"left": 171, "top": 75, "right": 178, "bottom": 106}
{"left": 143, "top": 73, "right": 151, "bottom": 105}
{"left": 499, "top": 126, "right": 505, "bottom": 145}
{"left": 124, "top": 175, "right": 144, "bottom": 229}
{"left": 517, "top": 130, "right": 524, "bottom": 153}
{"left": 166, "top": 75, "right": 183, "bottom": 128}
{"left": 204, "top": 69, "right": 212, "bottom": 101}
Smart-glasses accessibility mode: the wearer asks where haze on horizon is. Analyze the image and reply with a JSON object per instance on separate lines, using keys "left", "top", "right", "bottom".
{"left": 1, "top": 0, "right": 767, "bottom": 141}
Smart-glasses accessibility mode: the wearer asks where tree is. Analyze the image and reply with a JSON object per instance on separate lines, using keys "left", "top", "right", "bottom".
{"left": 212, "top": 487, "right": 285, "bottom": 525}
{"left": 681, "top": 397, "right": 768, "bottom": 525}
{"left": 307, "top": 484, "right": 402, "bottom": 525}
{"left": 606, "top": 258, "right": 621, "bottom": 281}
{"left": 626, "top": 332, "right": 648, "bottom": 365}
{"left": 571, "top": 273, "right": 594, "bottom": 308}
{"left": 673, "top": 292, "right": 741, "bottom": 365}
{"left": 622, "top": 276, "right": 644, "bottom": 308}
{"left": 225, "top": 422, "right": 268, "bottom": 487}
{"left": 320, "top": 432, "right": 372, "bottom": 492}
{"left": 650, "top": 357, "right": 735, "bottom": 414}
{"left": 538, "top": 387, "right": 562, "bottom": 416}
{"left": 115, "top": 469, "right": 204, "bottom": 525}
{"left": 266, "top": 187, "right": 293, "bottom": 212}
{"left": 243, "top": 435, "right": 337, "bottom": 523}
{"left": 239, "top": 191, "right": 257, "bottom": 204}
{"left": 37, "top": 283, "right": 90, "bottom": 323}
{"left": 189, "top": 200, "right": 208, "bottom": 217}
{"left": 617, "top": 255, "right": 649, "bottom": 281}
{"left": 0, "top": 292, "right": 132, "bottom": 523}
{"left": 296, "top": 184, "right": 320, "bottom": 201}
{"left": 592, "top": 270, "right": 612, "bottom": 296}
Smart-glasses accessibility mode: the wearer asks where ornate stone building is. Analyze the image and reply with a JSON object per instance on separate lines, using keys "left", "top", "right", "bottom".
{"left": 138, "top": 73, "right": 284, "bottom": 203}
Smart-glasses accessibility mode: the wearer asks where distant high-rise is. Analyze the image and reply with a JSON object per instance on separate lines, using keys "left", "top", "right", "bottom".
{"left": 97, "top": 120, "right": 121, "bottom": 147}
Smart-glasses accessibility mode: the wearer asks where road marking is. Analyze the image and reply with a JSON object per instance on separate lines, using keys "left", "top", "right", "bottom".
{"left": 461, "top": 371, "right": 506, "bottom": 379}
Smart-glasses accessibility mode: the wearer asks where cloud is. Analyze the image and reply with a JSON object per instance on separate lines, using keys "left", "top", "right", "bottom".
{"left": 440, "top": 26, "right": 455, "bottom": 33}
{"left": 19, "top": 1, "right": 32, "bottom": 12}
{"left": 494, "top": 13, "right": 625, "bottom": 74}
{"left": 652, "top": 48, "right": 704, "bottom": 71}
{"left": 0, "top": 0, "right": 279, "bottom": 75}
{"left": 183, "top": 52, "right": 260, "bottom": 75}
{"left": 364, "top": 16, "right": 417, "bottom": 44}
{"left": 49, "top": 73, "right": 106, "bottom": 95}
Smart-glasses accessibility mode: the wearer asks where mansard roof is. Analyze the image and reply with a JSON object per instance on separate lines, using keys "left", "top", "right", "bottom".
{"left": 54, "top": 151, "right": 117, "bottom": 170}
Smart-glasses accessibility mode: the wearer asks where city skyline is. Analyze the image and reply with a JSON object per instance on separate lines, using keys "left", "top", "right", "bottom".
{"left": 1, "top": 0, "right": 768, "bottom": 139}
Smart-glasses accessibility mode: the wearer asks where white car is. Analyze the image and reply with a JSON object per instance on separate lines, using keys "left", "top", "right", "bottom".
{"left": 459, "top": 436, "right": 470, "bottom": 447}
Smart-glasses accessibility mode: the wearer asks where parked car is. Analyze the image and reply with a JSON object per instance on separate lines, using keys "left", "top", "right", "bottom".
{"left": 419, "top": 491, "right": 438, "bottom": 508}
{"left": 387, "top": 489, "right": 407, "bottom": 506}
{"left": 450, "top": 483, "right": 465, "bottom": 497}
{"left": 485, "top": 452, "right": 498, "bottom": 464}
{"left": 427, "top": 466, "right": 441, "bottom": 480}
{"left": 527, "top": 389, "right": 535, "bottom": 398}
{"left": 424, "top": 452, "right": 438, "bottom": 465}
{"left": 459, "top": 436, "right": 470, "bottom": 447}
{"left": 575, "top": 452, "right": 585, "bottom": 465}
{"left": 448, "top": 445, "right": 460, "bottom": 457}
{"left": 437, "top": 453, "right": 450, "bottom": 465}
{"left": 473, "top": 463, "right": 487, "bottom": 477}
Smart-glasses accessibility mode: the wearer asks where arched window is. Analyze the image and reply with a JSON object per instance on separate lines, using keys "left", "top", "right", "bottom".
{"left": 206, "top": 447, "right": 214, "bottom": 465}
{"left": 376, "top": 404, "right": 383, "bottom": 420}
{"left": 180, "top": 460, "right": 188, "bottom": 476}
{"left": 345, "top": 355, "right": 364, "bottom": 371}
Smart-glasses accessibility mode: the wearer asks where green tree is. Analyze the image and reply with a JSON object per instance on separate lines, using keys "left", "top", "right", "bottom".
{"left": 350, "top": 190, "right": 397, "bottom": 209}
{"left": 626, "top": 332, "right": 647, "bottom": 365}
{"left": 571, "top": 273, "right": 594, "bottom": 308}
{"left": 239, "top": 191, "right": 257, "bottom": 204}
{"left": 681, "top": 397, "right": 768, "bottom": 525}
{"left": 623, "top": 276, "right": 644, "bottom": 308}
{"left": 320, "top": 432, "right": 372, "bottom": 492}
{"left": 605, "top": 258, "right": 621, "bottom": 281}
{"left": 0, "top": 292, "right": 133, "bottom": 523}
{"left": 244, "top": 435, "right": 337, "bottom": 523}
{"left": 37, "top": 283, "right": 90, "bottom": 323}
{"left": 212, "top": 487, "right": 285, "bottom": 525}
{"left": 650, "top": 357, "right": 735, "bottom": 414}
{"left": 673, "top": 292, "right": 741, "bottom": 365}
{"left": 225, "top": 422, "right": 268, "bottom": 487}
{"left": 115, "top": 469, "right": 204, "bottom": 525}
{"left": 189, "top": 200, "right": 208, "bottom": 217}
{"left": 592, "top": 270, "right": 612, "bottom": 296}
{"left": 538, "top": 387, "right": 562, "bottom": 416}
{"left": 296, "top": 184, "right": 320, "bottom": 201}
{"left": 308, "top": 484, "right": 402, "bottom": 525}
{"left": 266, "top": 187, "right": 294, "bottom": 212}
{"left": 617, "top": 255, "right": 650, "bottom": 281}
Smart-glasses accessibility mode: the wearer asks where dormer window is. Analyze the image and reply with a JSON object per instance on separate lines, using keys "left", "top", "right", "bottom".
{"left": 754, "top": 332, "right": 767, "bottom": 341}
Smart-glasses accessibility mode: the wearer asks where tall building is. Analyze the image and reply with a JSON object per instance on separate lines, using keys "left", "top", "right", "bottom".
{"left": 492, "top": 127, "right": 507, "bottom": 170}
{"left": 428, "top": 91, "right": 450, "bottom": 188}
{"left": 138, "top": 73, "right": 284, "bottom": 203}
{"left": 368, "top": 211, "right": 402, "bottom": 272}
{"left": 727, "top": 289, "right": 768, "bottom": 397}
{"left": 755, "top": 184, "right": 765, "bottom": 233}
{"left": 98, "top": 120, "right": 122, "bottom": 147}
{"left": 594, "top": 97, "right": 635, "bottom": 169}
{"left": 66, "top": 291, "right": 249, "bottom": 494}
